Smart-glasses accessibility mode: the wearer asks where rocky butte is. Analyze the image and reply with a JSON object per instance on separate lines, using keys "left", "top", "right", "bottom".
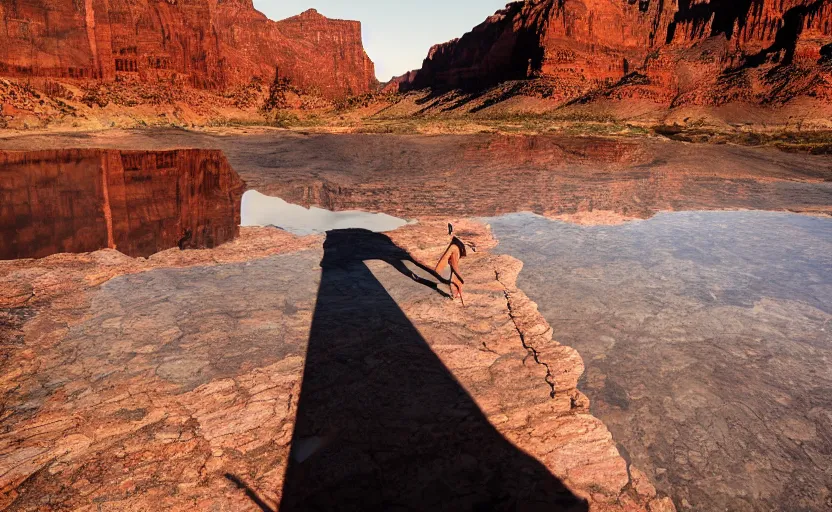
{"left": 388, "top": 0, "right": 832, "bottom": 112}
{"left": 0, "top": 2, "right": 375, "bottom": 100}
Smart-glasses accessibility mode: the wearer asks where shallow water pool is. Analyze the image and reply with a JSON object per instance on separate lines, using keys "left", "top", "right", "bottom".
{"left": 488, "top": 211, "right": 832, "bottom": 511}
{"left": 242, "top": 190, "right": 409, "bottom": 235}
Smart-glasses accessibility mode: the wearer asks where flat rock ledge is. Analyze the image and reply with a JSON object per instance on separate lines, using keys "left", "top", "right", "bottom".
{"left": 0, "top": 221, "right": 674, "bottom": 511}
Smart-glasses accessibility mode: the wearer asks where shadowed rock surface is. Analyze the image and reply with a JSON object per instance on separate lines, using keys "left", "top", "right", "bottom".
{"left": 489, "top": 211, "right": 832, "bottom": 511}
{"left": 0, "top": 149, "right": 244, "bottom": 259}
{"left": 280, "top": 229, "right": 588, "bottom": 511}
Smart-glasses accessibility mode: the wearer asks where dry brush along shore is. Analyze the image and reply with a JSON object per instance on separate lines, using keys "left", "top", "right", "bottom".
{"left": 0, "top": 221, "right": 674, "bottom": 511}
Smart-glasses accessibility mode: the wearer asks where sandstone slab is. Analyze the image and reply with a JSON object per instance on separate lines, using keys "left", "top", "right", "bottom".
{"left": 0, "top": 220, "right": 672, "bottom": 511}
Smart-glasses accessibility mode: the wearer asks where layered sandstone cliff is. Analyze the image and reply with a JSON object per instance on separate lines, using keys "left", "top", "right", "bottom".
{"left": 0, "top": 2, "right": 375, "bottom": 100}
{"left": 389, "top": 0, "right": 832, "bottom": 108}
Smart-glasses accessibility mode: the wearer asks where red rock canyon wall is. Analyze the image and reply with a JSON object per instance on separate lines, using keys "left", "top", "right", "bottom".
{"left": 391, "top": 0, "right": 832, "bottom": 105}
{"left": 0, "top": 2, "right": 376, "bottom": 100}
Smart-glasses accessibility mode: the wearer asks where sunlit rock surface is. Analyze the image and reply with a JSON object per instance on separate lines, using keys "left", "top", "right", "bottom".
{"left": 388, "top": 0, "right": 832, "bottom": 109}
{"left": 0, "top": 220, "right": 672, "bottom": 511}
{"left": 0, "top": 2, "right": 375, "bottom": 100}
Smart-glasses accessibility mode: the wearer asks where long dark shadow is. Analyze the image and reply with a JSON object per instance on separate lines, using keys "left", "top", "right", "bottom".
{"left": 277, "top": 229, "right": 588, "bottom": 511}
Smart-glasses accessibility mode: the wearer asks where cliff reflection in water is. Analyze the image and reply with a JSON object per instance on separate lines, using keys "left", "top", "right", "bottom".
{"left": 0, "top": 149, "right": 244, "bottom": 260}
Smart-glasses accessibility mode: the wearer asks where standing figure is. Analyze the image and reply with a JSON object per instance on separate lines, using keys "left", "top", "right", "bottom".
{"left": 434, "top": 224, "right": 473, "bottom": 304}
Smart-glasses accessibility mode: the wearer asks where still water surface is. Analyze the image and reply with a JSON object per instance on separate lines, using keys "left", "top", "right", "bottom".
{"left": 242, "top": 190, "right": 408, "bottom": 235}
{"left": 488, "top": 211, "right": 832, "bottom": 511}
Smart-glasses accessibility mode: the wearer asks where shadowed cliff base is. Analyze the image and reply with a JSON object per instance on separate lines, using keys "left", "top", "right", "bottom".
{"left": 279, "top": 229, "right": 588, "bottom": 511}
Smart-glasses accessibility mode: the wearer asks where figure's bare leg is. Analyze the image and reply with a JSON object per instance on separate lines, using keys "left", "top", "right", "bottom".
{"left": 450, "top": 278, "right": 463, "bottom": 297}
{"left": 435, "top": 244, "right": 459, "bottom": 297}
{"left": 449, "top": 252, "right": 464, "bottom": 299}
{"left": 436, "top": 243, "right": 468, "bottom": 302}
{"left": 434, "top": 245, "right": 453, "bottom": 275}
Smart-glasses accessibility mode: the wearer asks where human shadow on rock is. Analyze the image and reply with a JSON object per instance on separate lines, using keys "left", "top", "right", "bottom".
{"left": 278, "top": 229, "right": 588, "bottom": 511}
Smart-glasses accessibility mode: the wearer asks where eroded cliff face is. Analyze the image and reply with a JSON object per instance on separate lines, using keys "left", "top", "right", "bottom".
{"left": 0, "top": 2, "right": 375, "bottom": 100}
{"left": 391, "top": 0, "right": 832, "bottom": 107}
{"left": 0, "top": 149, "right": 244, "bottom": 259}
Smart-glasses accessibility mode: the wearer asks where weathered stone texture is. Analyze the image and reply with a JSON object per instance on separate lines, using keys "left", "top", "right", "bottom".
{"left": 0, "top": 220, "right": 673, "bottom": 511}
{"left": 0, "top": 2, "right": 375, "bottom": 100}
{"left": 390, "top": 0, "right": 832, "bottom": 106}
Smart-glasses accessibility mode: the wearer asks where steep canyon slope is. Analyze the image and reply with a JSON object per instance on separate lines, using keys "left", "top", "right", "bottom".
{"left": 388, "top": 0, "right": 832, "bottom": 120}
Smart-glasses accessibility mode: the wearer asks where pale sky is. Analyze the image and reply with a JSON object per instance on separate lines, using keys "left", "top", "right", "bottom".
{"left": 252, "top": 0, "right": 508, "bottom": 81}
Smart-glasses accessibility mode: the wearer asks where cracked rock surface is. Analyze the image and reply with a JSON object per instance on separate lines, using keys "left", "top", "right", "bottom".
{"left": 1, "top": 221, "right": 671, "bottom": 511}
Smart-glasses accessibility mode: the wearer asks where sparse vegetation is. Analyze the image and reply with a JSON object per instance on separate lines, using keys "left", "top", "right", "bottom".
{"left": 42, "top": 80, "right": 73, "bottom": 100}
{"left": 80, "top": 83, "right": 111, "bottom": 108}
{"left": 225, "top": 76, "right": 264, "bottom": 109}
{"left": 334, "top": 91, "right": 399, "bottom": 111}
{"left": 261, "top": 72, "right": 294, "bottom": 114}
{"left": 1, "top": 75, "right": 830, "bottom": 157}
{"left": 652, "top": 125, "right": 832, "bottom": 153}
